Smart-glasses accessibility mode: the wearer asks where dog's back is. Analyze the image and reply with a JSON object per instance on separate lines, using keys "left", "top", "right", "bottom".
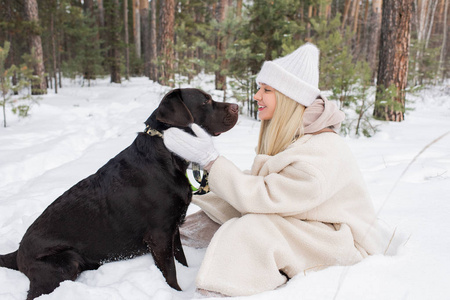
{"left": 19, "top": 133, "right": 187, "bottom": 262}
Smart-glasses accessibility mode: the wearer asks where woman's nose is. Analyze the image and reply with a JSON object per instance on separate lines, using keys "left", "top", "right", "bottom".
{"left": 254, "top": 88, "right": 262, "bottom": 101}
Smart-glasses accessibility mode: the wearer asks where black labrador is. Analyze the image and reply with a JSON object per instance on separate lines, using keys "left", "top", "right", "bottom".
{"left": 0, "top": 88, "right": 239, "bottom": 299}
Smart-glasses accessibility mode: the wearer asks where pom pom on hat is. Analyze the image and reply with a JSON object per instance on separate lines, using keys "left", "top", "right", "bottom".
{"left": 255, "top": 43, "right": 320, "bottom": 107}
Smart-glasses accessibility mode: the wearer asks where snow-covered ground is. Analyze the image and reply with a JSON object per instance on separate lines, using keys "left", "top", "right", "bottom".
{"left": 0, "top": 77, "right": 449, "bottom": 300}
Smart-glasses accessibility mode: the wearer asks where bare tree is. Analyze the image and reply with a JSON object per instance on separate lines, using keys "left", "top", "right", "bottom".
{"left": 374, "top": 0, "right": 413, "bottom": 122}
{"left": 413, "top": 0, "right": 440, "bottom": 84}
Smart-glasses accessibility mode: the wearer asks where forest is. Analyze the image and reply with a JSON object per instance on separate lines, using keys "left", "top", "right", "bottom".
{"left": 0, "top": 0, "right": 449, "bottom": 132}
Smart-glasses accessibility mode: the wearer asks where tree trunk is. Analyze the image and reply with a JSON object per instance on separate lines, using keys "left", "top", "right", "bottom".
{"left": 83, "top": 0, "right": 97, "bottom": 83}
{"left": 84, "top": 0, "right": 94, "bottom": 12}
{"left": 24, "top": 0, "right": 47, "bottom": 95}
{"left": 367, "top": 0, "right": 382, "bottom": 79}
{"left": 425, "top": 0, "right": 439, "bottom": 48}
{"left": 58, "top": 29, "right": 62, "bottom": 89}
{"left": 51, "top": 12, "right": 58, "bottom": 93}
{"left": 140, "top": 0, "right": 150, "bottom": 77}
{"left": 352, "top": 0, "right": 360, "bottom": 33}
{"left": 236, "top": 0, "right": 243, "bottom": 19}
{"left": 352, "top": 0, "right": 361, "bottom": 58}
{"left": 106, "top": 0, "right": 121, "bottom": 83}
{"left": 124, "top": 0, "right": 130, "bottom": 79}
{"left": 159, "top": 0, "right": 175, "bottom": 86}
{"left": 133, "top": 0, "right": 141, "bottom": 59}
{"left": 437, "top": 0, "right": 449, "bottom": 81}
{"left": 306, "top": 5, "right": 313, "bottom": 39}
{"left": 413, "top": 0, "right": 439, "bottom": 84}
{"left": 149, "top": 0, "right": 158, "bottom": 81}
{"left": 374, "top": 0, "right": 412, "bottom": 122}
{"left": 356, "top": 0, "right": 370, "bottom": 61}
{"left": 97, "top": 0, "right": 105, "bottom": 27}
{"left": 215, "top": 0, "right": 228, "bottom": 92}
{"left": 342, "top": 0, "right": 352, "bottom": 29}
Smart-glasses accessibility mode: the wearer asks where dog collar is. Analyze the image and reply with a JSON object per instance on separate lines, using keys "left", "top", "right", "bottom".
{"left": 191, "top": 163, "right": 210, "bottom": 195}
{"left": 143, "top": 125, "right": 209, "bottom": 195}
{"left": 144, "top": 125, "right": 164, "bottom": 138}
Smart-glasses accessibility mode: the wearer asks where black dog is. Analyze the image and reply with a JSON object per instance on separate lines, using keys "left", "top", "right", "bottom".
{"left": 0, "top": 88, "right": 238, "bottom": 299}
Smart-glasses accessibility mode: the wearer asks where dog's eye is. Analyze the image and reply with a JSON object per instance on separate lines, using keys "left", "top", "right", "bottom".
{"left": 203, "top": 99, "right": 212, "bottom": 105}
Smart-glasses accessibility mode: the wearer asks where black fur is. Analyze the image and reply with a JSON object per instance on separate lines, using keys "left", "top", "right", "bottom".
{"left": 0, "top": 88, "right": 238, "bottom": 300}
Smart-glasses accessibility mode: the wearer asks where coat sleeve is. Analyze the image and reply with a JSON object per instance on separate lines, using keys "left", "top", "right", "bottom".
{"left": 192, "top": 192, "right": 241, "bottom": 225}
{"left": 208, "top": 156, "right": 327, "bottom": 215}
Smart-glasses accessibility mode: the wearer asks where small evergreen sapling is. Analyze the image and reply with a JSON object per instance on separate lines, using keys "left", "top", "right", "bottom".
{"left": 1, "top": 42, "right": 40, "bottom": 127}
{"left": 1, "top": 42, "right": 15, "bottom": 127}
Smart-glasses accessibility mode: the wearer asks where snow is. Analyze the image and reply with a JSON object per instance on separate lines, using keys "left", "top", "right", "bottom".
{"left": 1, "top": 77, "right": 449, "bottom": 300}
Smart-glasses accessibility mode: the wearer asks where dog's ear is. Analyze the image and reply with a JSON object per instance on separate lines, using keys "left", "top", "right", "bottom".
{"left": 156, "top": 89, "right": 194, "bottom": 127}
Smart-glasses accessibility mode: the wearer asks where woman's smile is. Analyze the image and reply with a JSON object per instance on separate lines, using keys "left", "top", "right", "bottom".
{"left": 254, "top": 84, "right": 277, "bottom": 120}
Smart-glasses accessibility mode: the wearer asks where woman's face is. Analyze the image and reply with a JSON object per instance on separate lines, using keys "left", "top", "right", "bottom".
{"left": 254, "top": 84, "right": 277, "bottom": 120}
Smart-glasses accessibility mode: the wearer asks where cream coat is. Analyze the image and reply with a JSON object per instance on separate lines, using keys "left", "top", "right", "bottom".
{"left": 192, "top": 132, "right": 382, "bottom": 296}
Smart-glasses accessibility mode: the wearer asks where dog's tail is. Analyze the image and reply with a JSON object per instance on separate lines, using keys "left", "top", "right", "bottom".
{"left": 0, "top": 250, "right": 19, "bottom": 270}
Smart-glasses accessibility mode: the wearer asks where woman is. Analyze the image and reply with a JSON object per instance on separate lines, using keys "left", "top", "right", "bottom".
{"left": 164, "top": 43, "right": 381, "bottom": 297}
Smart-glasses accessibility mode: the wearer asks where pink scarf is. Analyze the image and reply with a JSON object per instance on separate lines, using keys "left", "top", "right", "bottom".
{"left": 303, "top": 95, "right": 345, "bottom": 134}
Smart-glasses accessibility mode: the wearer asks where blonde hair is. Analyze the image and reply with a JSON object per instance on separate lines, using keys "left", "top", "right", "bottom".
{"left": 257, "top": 91, "right": 306, "bottom": 156}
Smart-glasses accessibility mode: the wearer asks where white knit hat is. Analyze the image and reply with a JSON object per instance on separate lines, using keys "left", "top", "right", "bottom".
{"left": 255, "top": 43, "right": 320, "bottom": 107}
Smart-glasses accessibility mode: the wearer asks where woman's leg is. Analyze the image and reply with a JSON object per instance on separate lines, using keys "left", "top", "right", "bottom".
{"left": 196, "top": 214, "right": 362, "bottom": 297}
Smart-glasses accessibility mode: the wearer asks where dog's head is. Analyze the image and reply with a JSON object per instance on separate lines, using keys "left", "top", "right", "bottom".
{"left": 152, "top": 88, "right": 238, "bottom": 136}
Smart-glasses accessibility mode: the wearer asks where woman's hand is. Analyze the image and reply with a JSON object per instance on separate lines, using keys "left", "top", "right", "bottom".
{"left": 163, "top": 124, "right": 219, "bottom": 168}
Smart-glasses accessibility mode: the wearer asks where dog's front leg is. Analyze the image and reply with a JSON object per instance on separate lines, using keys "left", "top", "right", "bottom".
{"left": 144, "top": 229, "right": 181, "bottom": 291}
{"left": 173, "top": 228, "right": 188, "bottom": 267}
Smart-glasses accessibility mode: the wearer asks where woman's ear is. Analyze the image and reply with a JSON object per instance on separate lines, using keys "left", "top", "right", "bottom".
{"left": 156, "top": 89, "right": 194, "bottom": 127}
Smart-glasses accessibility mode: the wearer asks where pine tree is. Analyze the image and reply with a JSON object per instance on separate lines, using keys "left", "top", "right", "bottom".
{"left": 60, "top": 4, "right": 104, "bottom": 83}
{"left": 141, "top": 0, "right": 151, "bottom": 77}
{"left": 374, "top": 0, "right": 412, "bottom": 121}
{"left": 0, "top": 42, "right": 12, "bottom": 127}
{"left": 353, "top": 61, "right": 378, "bottom": 137}
{"left": 1, "top": 42, "right": 39, "bottom": 127}
{"left": 124, "top": 0, "right": 130, "bottom": 79}
{"left": 24, "top": 0, "right": 47, "bottom": 95}
{"left": 149, "top": 0, "right": 158, "bottom": 81}
{"left": 159, "top": 0, "right": 175, "bottom": 86}
{"left": 214, "top": 0, "right": 229, "bottom": 92}
{"left": 105, "top": 0, "right": 122, "bottom": 83}
{"left": 245, "top": 0, "right": 302, "bottom": 74}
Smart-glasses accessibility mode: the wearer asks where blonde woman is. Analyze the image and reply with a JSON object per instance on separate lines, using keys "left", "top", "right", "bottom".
{"left": 163, "top": 43, "right": 381, "bottom": 297}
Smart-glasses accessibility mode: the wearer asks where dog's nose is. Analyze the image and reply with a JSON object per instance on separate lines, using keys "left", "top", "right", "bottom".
{"left": 230, "top": 104, "right": 239, "bottom": 113}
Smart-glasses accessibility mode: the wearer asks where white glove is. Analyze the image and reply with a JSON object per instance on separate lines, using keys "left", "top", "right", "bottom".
{"left": 163, "top": 124, "right": 219, "bottom": 167}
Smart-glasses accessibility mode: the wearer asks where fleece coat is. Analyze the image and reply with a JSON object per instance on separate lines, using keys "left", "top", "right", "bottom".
{"left": 192, "top": 132, "right": 382, "bottom": 297}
